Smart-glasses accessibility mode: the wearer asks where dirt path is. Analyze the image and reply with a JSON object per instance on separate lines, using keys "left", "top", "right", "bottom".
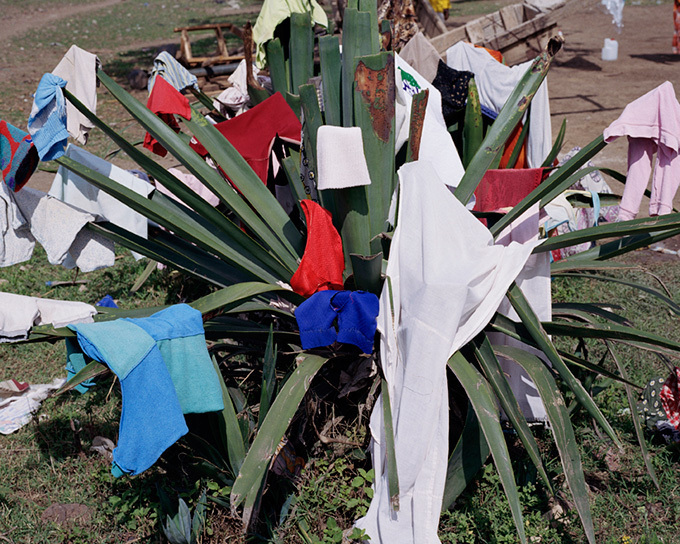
{"left": 548, "top": 2, "right": 680, "bottom": 190}
{"left": 2, "top": 0, "right": 125, "bottom": 41}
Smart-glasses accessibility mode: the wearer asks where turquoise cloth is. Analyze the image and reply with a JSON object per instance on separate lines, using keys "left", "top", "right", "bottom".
{"left": 64, "top": 337, "right": 96, "bottom": 394}
{"left": 123, "top": 304, "right": 224, "bottom": 414}
{"left": 69, "top": 319, "right": 188, "bottom": 477}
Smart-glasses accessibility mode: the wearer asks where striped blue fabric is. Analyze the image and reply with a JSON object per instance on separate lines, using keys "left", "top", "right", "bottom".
{"left": 147, "top": 51, "right": 198, "bottom": 93}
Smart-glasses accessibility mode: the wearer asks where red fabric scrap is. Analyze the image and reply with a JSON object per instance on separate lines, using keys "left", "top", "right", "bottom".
{"left": 189, "top": 92, "right": 301, "bottom": 185}
{"left": 143, "top": 76, "right": 192, "bottom": 158}
{"left": 290, "top": 200, "right": 344, "bottom": 298}
{"left": 661, "top": 367, "right": 680, "bottom": 429}
{"left": 473, "top": 168, "right": 545, "bottom": 225}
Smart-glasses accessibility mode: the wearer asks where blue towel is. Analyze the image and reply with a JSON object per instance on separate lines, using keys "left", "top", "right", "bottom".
{"left": 69, "top": 319, "right": 188, "bottom": 477}
{"left": 28, "top": 73, "right": 69, "bottom": 161}
{"left": 123, "top": 304, "right": 224, "bottom": 414}
{"left": 295, "top": 290, "right": 379, "bottom": 354}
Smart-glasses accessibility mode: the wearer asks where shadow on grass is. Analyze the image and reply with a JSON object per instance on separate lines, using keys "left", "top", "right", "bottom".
{"left": 33, "top": 381, "right": 120, "bottom": 462}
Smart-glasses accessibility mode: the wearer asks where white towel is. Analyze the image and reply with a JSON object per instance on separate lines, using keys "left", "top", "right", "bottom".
{"left": 0, "top": 179, "right": 35, "bottom": 268}
{"left": 446, "top": 42, "right": 552, "bottom": 169}
{"left": 395, "top": 55, "right": 466, "bottom": 191}
{"left": 316, "top": 126, "right": 372, "bottom": 190}
{"left": 49, "top": 144, "right": 154, "bottom": 260}
{"left": 0, "top": 292, "right": 96, "bottom": 343}
{"left": 12, "top": 187, "right": 115, "bottom": 273}
{"left": 52, "top": 45, "right": 100, "bottom": 145}
{"left": 355, "top": 160, "right": 540, "bottom": 544}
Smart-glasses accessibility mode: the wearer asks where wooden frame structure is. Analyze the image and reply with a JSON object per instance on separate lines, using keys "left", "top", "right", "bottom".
{"left": 174, "top": 22, "right": 246, "bottom": 67}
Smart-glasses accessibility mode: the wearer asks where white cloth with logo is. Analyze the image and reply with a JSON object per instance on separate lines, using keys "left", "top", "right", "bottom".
{"left": 354, "top": 160, "right": 540, "bottom": 543}
{"left": 395, "top": 55, "right": 466, "bottom": 190}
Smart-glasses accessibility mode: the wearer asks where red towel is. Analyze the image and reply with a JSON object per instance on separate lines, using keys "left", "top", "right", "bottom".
{"left": 661, "top": 367, "right": 680, "bottom": 430}
{"left": 290, "top": 200, "right": 344, "bottom": 297}
{"left": 143, "top": 76, "right": 192, "bottom": 158}
{"left": 473, "top": 168, "right": 544, "bottom": 225}
{"left": 190, "top": 92, "right": 301, "bottom": 185}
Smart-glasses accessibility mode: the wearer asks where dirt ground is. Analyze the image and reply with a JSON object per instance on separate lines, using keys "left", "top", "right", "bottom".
{"left": 4, "top": 0, "right": 680, "bottom": 224}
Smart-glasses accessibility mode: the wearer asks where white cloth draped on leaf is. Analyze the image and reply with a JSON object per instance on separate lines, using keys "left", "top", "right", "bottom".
{"left": 355, "top": 160, "right": 541, "bottom": 544}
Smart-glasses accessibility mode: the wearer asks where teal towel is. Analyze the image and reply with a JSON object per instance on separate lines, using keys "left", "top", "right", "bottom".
{"left": 123, "top": 304, "right": 224, "bottom": 414}
{"left": 69, "top": 319, "right": 188, "bottom": 477}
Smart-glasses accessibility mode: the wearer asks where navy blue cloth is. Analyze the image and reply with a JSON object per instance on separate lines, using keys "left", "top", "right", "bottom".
{"left": 481, "top": 104, "right": 497, "bottom": 120}
{"left": 95, "top": 294, "right": 118, "bottom": 308}
{"left": 295, "top": 290, "right": 379, "bottom": 354}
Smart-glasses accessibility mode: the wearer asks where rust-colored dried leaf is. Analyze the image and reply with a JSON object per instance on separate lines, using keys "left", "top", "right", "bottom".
{"left": 354, "top": 55, "right": 395, "bottom": 143}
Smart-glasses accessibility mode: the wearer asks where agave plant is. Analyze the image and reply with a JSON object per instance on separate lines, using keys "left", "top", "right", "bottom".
{"left": 29, "top": 3, "right": 680, "bottom": 542}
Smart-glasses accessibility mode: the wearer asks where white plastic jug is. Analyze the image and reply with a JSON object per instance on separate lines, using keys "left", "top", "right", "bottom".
{"left": 602, "top": 38, "right": 618, "bottom": 61}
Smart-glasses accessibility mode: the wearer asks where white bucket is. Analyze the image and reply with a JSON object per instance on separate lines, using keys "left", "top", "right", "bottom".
{"left": 602, "top": 38, "right": 618, "bottom": 61}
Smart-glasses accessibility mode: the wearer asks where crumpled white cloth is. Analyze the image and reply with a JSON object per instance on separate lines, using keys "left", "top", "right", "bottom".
{"left": 212, "top": 60, "right": 260, "bottom": 117}
{"left": 446, "top": 42, "right": 552, "bottom": 169}
{"left": 0, "top": 179, "right": 35, "bottom": 267}
{"left": 491, "top": 204, "right": 551, "bottom": 422}
{"left": 0, "top": 377, "right": 66, "bottom": 434}
{"left": 0, "top": 292, "right": 96, "bottom": 343}
{"left": 316, "top": 126, "right": 372, "bottom": 190}
{"left": 395, "top": 55, "right": 466, "bottom": 191}
{"left": 13, "top": 187, "right": 114, "bottom": 272}
{"left": 355, "top": 160, "right": 541, "bottom": 544}
{"left": 49, "top": 144, "right": 154, "bottom": 261}
{"left": 52, "top": 44, "right": 100, "bottom": 145}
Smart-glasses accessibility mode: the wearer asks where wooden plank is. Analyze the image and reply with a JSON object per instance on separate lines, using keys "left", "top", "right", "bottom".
{"left": 500, "top": 4, "right": 524, "bottom": 30}
{"left": 429, "top": 25, "right": 466, "bottom": 53}
{"left": 465, "top": 20, "right": 485, "bottom": 43}
{"left": 430, "top": 2, "right": 564, "bottom": 62}
{"left": 414, "top": 0, "right": 447, "bottom": 37}
{"left": 174, "top": 22, "right": 239, "bottom": 33}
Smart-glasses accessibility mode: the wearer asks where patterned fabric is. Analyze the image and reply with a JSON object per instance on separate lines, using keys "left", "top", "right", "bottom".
{"left": 431, "top": 60, "right": 473, "bottom": 122}
{"left": 0, "top": 121, "right": 39, "bottom": 192}
{"left": 661, "top": 367, "right": 680, "bottom": 430}
{"left": 147, "top": 51, "right": 198, "bottom": 93}
{"left": 638, "top": 376, "right": 668, "bottom": 432}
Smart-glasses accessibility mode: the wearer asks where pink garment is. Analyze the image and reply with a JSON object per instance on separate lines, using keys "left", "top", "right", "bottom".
{"left": 155, "top": 168, "right": 220, "bottom": 208}
{"left": 603, "top": 81, "right": 680, "bottom": 220}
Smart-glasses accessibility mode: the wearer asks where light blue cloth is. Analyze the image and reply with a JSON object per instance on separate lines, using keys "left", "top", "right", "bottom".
{"left": 69, "top": 319, "right": 188, "bottom": 477}
{"left": 123, "top": 304, "right": 224, "bottom": 414}
{"left": 28, "top": 73, "right": 69, "bottom": 161}
{"left": 147, "top": 51, "right": 198, "bottom": 93}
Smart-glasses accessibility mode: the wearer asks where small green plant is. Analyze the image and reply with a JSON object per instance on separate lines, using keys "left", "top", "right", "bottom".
{"left": 277, "top": 456, "right": 374, "bottom": 543}
{"left": 161, "top": 489, "right": 207, "bottom": 544}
